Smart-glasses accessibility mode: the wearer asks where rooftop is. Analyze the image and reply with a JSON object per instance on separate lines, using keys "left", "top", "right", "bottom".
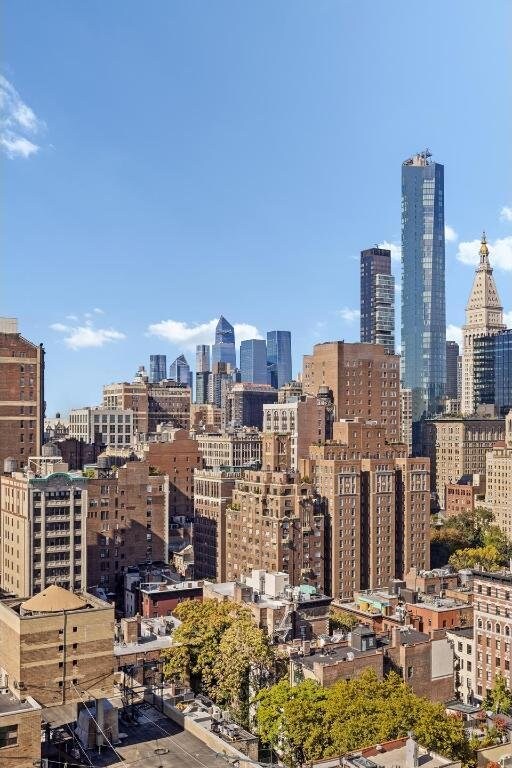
{"left": 0, "top": 691, "right": 41, "bottom": 716}
{"left": 445, "top": 626, "right": 474, "bottom": 640}
{"left": 140, "top": 580, "right": 203, "bottom": 596}
{"left": 21, "top": 585, "right": 87, "bottom": 614}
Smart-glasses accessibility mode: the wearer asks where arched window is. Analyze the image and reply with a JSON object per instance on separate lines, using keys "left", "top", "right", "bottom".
{"left": 505, "top": 626, "right": 510, "bottom": 637}
{"left": 496, "top": 624, "right": 501, "bottom": 634}
{"left": 478, "top": 618, "right": 483, "bottom": 629}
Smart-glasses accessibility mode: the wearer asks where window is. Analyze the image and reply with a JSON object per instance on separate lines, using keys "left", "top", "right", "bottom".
{"left": 0, "top": 725, "right": 18, "bottom": 748}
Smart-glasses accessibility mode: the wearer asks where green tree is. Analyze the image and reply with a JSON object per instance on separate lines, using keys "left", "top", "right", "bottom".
{"left": 448, "top": 544, "right": 502, "bottom": 571}
{"left": 254, "top": 669, "right": 471, "bottom": 767}
{"left": 254, "top": 679, "right": 330, "bottom": 766}
{"left": 161, "top": 599, "right": 274, "bottom": 723}
{"left": 483, "top": 674, "right": 512, "bottom": 714}
{"left": 329, "top": 608, "right": 358, "bottom": 634}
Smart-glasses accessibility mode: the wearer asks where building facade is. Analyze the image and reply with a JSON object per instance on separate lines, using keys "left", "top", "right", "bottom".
{"left": 485, "top": 413, "right": 512, "bottom": 538}
{"left": 68, "top": 406, "right": 134, "bottom": 448}
{"left": 195, "top": 344, "right": 210, "bottom": 373}
{"left": 262, "top": 394, "right": 329, "bottom": 471}
{"left": 86, "top": 460, "right": 169, "bottom": 595}
{"left": 360, "top": 247, "right": 395, "bottom": 353}
{"left": 423, "top": 414, "right": 505, "bottom": 508}
{"left": 211, "top": 316, "right": 236, "bottom": 369}
{"left": 401, "top": 151, "right": 446, "bottom": 422}
{"left": 302, "top": 341, "right": 401, "bottom": 443}
{"left": 149, "top": 354, "right": 167, "bottom": 383}
{"left": 224, "top": 382, "right": 278, "bottom": 430}
{"left": 196, "top": 430, "right": 262, "bottom": 469}
{"left": 473, "top": 570, "right": 512, "bottom": 702}
{"left": 461, "top": 233, "right": 505, "bottom": 415}
{"left": 474, "top": 329, "right": 512, "bottom": 416}
{"left": 225, "top": 471, "right": 326, "bottom": 591}
{"left": 0, "top": 586, "right": 114, "bottom": 707}
{"left": 0, "top": 461, "right": 87, "bottom": 597}
{"left": 240, "top": 339, "right": 268, "bottom": 384}
{"left": 302, "top": 421, "right": 429, "bottom": 600}
{"left": 193, "top": 468, "right": 240, "bottom": 581}
{"left": 169, "top": 354, "right": 192, "bottom": 388}
{"left": 267, "top": 330, "right": 292, "bottom": 389}
{"left": 0, "top": 318, "right": 44, "bottom": 470}
{"left": 446, "top": 341, "right": 460, "bottom": 400}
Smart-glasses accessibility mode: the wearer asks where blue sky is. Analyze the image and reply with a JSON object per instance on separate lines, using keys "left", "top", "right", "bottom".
{"left": 2, "top": 0, "right": 511, "bottom": 415}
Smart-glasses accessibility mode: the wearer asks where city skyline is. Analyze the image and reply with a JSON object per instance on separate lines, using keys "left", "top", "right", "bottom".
{"left": 2, "top": 2, "right": 511, "bottom": 415}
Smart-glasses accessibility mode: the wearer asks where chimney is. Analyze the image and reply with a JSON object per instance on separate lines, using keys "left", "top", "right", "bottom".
{"left": 405, "top": 733, "right": 419, "bottom": 768}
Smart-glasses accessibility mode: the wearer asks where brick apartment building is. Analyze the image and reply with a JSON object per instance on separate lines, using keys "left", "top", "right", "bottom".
{"left": 143, "top": 428, "right": 202, "bottom": 520}
{"left": 262, "top": 394, "right": 330, "bottom": 471}
{"left": 302, "top": 341, "right": 400, "bottom": 443}
{"left": 193, "top": 468, "right": 240, "bottom": 581}
{"left": 0, "top": 317, "right": 44, "bottom": 470}
{"left": 302, "top": 420, "right": 429, "bottom": 600}
{"left": 473, "top": 570, "right": 512, "bottom": 702}
{"left": 86, "top": 460, "right": 168, "bottom": 595}
{"left": 103, "top": 370, "right": 191, "bottom": 438}
{"left": 225, "top": 470, "right": 326, "bottom": 591}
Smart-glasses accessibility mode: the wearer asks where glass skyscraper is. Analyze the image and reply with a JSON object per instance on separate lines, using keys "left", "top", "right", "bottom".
{"left": 149, "top": 354, "right": 167, "bottom": 383}
{"left": 196, "top": 344, "right": 210, "bottom": 373}
{"left": 240, "top": 339, "right": 268, "bottom": 384}
{"left": 474, "top": 330, "right": 512, "bottom": 415}
{"left": 401, "top": 150, "right": 446, "bottom": 423}
{"left": 169, "top": 354, "right": 192, "bottom": 388}
{"left": 211, "top": 316, "right": 236, "bottom": 369}
{"left": 266, "top": 330, "right": 292, "bottom": 389}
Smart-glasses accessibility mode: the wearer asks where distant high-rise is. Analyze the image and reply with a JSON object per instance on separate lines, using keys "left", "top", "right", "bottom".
{"left": 267, "top": 331, "right": 292, "bottom": 389}
{"left": 211, "top": 316, "right": 236, "bottom": 369}
{"left": 360, "top": 247, "right": 395, "bottom": 353}
{"left": 461, "top": 233, "right": 505, "bottom": 414}
{"left": 401, "top": 150, "right": 446, "bottom": 423}
{"left": 196, "top": 344, "right": 210, "bottom": 373}
{"left": 240, "top": 339, "right": 267, "bottom": 384}
{"left": 445, "top": 341, "right": 460, "bottom": 400}
{"left": 149, "top": 354, "right": 167, "bottom": 383}
{"left": 170, "top": 354, "right": 192, "bottom": 388}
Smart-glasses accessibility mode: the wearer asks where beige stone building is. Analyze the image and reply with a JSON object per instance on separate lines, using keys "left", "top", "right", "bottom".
{"left": 302, "top": 341, "right": 400, "bottom": 443}
{"left": 302, "top": 420, "right": 429, "bottom": 600}
{"left": 0, "top": 458, "right": 87, "bottom": 597}
{"left": 0, "top": 585, "right": 114, "bottom": 707}
{"left": 423, "top": 413, "right": 505, "bottom": 508}
{"left": 196, "top": 429, "right": 262, "bottom": 469}
{"left": 262, "top": 394, "right": 328, "bottom": 470}
{"left": 0, "top": 317, "right": 44, "bottom": 471}
{"left": 461, "top": 234, "right": 504, "bottom": 415}
{"left": 225, "top": 471, "right": 326, "bottom": 591}
{"left": 485, "top": 412, "right": 512, "bottom": 537}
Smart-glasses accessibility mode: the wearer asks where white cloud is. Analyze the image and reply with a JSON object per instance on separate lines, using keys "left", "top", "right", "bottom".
{"left": 445, "top": 224, "right": 458, "bottom": 242}
{"left": 337, "top": 307, "right": 360, "bottom": 323}
{"left": 93, "top": 307, "right": 104, "bottom": 314}
{"left": 457, "top": 236, "right": 512, "bottom": 271}
{"left": 446, "top": 324, "right": 463, "bottom": 346}
{"left": 147, "top": 318, "right": 263, "bottom": 350}
{"left": 379, "top": 241, "right": 401, "bottom": 261}
{"left": 51, "top": 313, "right": 126, "bottom": 350}
{"left": 500, "top": 206, "right": 512, "bottom": 223}
{"left": 503, "top": 310, "right": 512, "bottom": 328}
{"left": 0, "top": 75, "right": 44, "bottom": 159}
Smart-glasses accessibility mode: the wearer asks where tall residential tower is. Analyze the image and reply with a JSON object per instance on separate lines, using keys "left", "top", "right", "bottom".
{"left": 401, "top": 150, "right": 446, "bottom": 424}
{"left": 360, "top": 247, "right": 395, "bottom": 353}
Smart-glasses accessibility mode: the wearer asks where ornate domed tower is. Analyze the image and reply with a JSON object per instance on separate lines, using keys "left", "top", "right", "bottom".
{"left": 461, "top": 233, "right": 505, "bottom": 414}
